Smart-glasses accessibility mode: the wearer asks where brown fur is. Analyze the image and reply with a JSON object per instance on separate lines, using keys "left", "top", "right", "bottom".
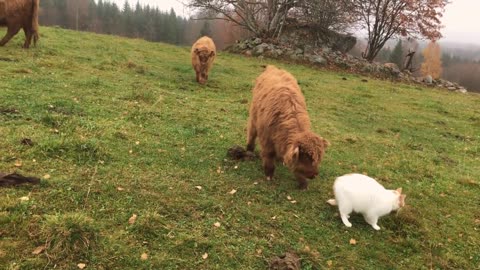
{"left": 246, "top": 65, "right": 329, "bottom": 189}
{"left": 191, "top": 36, "right": 216, "bottom": 85}
{"left": 0, "top": 0, "right": 39, "bottom": 48}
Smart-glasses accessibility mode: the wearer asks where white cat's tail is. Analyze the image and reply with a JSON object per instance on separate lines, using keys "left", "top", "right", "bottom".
{"left": 327, "top": 199, "right": 337, "bottom": 206}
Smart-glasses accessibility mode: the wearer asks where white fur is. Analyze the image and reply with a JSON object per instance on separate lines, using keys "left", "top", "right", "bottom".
{"left": 327, "top": 173, "right": 403, "bottom": 230}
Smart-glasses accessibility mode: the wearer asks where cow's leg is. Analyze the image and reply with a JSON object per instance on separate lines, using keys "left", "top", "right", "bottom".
{"left": 0, "top": 25, "right": 22, "bottom": 47}
{"left": 23, "top": 26, "right": 33, "bottom": 49}
{"left": 261, "top": 148, "right": 275, "bottom": 181}
{"left": 246, "top": 119, "right": 257, "bottom": 152}
{"left": 195, "top": 71, "right": 200, "bottom": 82}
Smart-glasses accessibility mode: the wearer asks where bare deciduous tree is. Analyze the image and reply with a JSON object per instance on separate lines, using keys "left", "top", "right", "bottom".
{"left": 187, "top": 0, "right": 298, "bottom": 38}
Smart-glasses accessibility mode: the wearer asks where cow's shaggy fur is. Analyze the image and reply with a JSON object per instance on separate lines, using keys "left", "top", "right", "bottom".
{"left": 191, "top": 36, "right": 216, "bottom": 85}
{"left": 0, "top": 0, "right": 39, "bottom": 48}
{"left": 246, "top": 65, "right": 329, "bottom": 189}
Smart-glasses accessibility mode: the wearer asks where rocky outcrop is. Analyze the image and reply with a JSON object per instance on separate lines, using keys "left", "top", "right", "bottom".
{"left": 226, "top": 38, "right": 468, "bottom": 93}
{"left": 280, "top": 24, "right": 357, "bottom": 54}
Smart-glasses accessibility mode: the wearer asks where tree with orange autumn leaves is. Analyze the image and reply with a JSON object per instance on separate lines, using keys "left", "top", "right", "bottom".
{"left": 421, "top": 41, "right": 442, "bottom": 79}
{"left": 351, "top": 0, "right": 448, "bottom": 62}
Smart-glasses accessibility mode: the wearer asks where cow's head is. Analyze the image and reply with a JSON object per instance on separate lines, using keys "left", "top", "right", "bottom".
{"left": 284, "top": 132, "right": 329, "bottom": 181}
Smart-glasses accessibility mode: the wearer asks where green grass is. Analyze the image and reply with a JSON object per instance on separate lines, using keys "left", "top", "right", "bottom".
{"left": 1, "top": 27, "right": 479, "bottom": 269}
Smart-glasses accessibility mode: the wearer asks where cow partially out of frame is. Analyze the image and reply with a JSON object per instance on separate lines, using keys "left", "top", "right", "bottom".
{"left": 0, "top": 0, "right": 39, "bottom": 48}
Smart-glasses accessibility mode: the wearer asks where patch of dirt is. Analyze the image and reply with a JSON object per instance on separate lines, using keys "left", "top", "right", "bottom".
{"left": 227, "top": 145, "right": 256, "bottom": 161}
{"left": 269, "top": 252, "right": 301, "bottom": 270}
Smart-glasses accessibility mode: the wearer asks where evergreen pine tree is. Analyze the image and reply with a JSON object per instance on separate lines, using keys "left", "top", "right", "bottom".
{"left": 389, "top": 40, "right": 404, "bottom": 68}
{"left": 200, "top": 21, "right": 211, "bottom": 37}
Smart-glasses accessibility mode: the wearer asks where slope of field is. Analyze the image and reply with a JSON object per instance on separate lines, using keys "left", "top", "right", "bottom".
{"left": 1, "top": 27, "right": 479, "bottom": 269}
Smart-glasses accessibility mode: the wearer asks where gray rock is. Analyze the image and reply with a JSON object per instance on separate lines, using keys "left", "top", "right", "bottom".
{"left": 304, "top": 45, "right": 314, "bottom": 53}
{"left": 294, "top": 48, "right": 303, "bottom": 55}
{"left": 289, "top": 54, "right": 301, "bottom": 61}
{"left": 447, "top": 86, "right": 457, "bottom": 91}
{"left": 272, "top": 49, "right": 284, "bottom": 57}
{"left": 253, "top": 43, "right": 269, "bottom": 56}
{"left": 424, "top": 75, "right": 433, "bottom": 84}
{"left": 321, "top": 46, "right": 331, "bottom": 54}
{"left": 309, "top": 55, "right": 327, "bottom": 66}
{"left": 384, "top": 63, "right": 401, "bottom": 77}
{"left": 238, "top": 42, "right": 247, "bottom": 50}
{"left": 252, "top": 38, "right": 262, "bottom": 46}
{"left": 361, "top": 65, "right": 373, "bottom": 73}
{"left": 456, "top": 88, "right": 467, "bottom": 93}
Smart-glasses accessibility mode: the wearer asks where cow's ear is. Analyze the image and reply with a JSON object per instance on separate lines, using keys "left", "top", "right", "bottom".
{"left": 284, "top": 146, "right": 299, "bottom": 168}
{"left": 210, "top": 51, "right": 215, "bottom": 57}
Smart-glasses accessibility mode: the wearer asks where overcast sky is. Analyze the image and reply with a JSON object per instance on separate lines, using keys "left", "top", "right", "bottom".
{"left": 112, "top": 0, "right": 480, "bottom": 45}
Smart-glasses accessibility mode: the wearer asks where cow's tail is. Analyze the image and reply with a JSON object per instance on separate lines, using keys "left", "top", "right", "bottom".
{"left": 31, "top": 0, "right": 39, "bottom": 46}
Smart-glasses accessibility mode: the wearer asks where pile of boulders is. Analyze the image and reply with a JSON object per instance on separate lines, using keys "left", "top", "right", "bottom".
{"left": 226, "top": 38, "right": 468, "bottom": 93}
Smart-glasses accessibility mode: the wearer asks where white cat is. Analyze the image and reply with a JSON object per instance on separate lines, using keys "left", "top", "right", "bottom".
{"left": 327, "top": 173, "right": 406, "bottom": 230}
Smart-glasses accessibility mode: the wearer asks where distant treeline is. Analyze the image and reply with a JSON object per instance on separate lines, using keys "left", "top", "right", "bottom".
{"left": 39, "top": 0, "right": 188, "bottom": 45}
{"left": 39, "top": 0, "right": 247, "bottom": 49}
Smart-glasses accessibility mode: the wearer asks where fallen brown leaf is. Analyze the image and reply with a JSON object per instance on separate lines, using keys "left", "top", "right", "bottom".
{"left": 327, "top": 260, "right": 333, "bottom": 267}
{"left": 195, "top": 186, "right": 202, "bottom": 190}
{"left": 32, "top": 245, "right": 45, "bottom": 255}
{"left": 349, "top": 238, "right": 357, "bottom": 245}
{"left": 202, "top": 253, "right": 208, "bottom": 260}
{"left": 77, "top": 263, "right": 86, "bottom": 269}
{"left": 117, "top": 187, "right": 125, "bottom": 191}
{"left": 128, "top": 214, "right": 137, "bottom": 224}
{"left": 43, "top": 174, "right": 51, "bottom": 180}
{"left": 228, "top": 189, "right": 237, "bottom": 195}
{"left": 14, "top": 160, "right": 22, "bottom": 167}
{"left": 213, "top": 222, "right": 221, "bottom": 228}
{"left": 140, "top": 253, "right": 148, "bottom": 260}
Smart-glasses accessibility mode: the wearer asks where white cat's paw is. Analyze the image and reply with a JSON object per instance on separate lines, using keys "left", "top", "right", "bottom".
{"left": 372, "top": 225, "right": 381, "bottom": 230}
{"left": 344, "top": 222, "right": 352, "bottom": 228}
{"left": 266, "top": 176, "right": 272, "bottom": 181}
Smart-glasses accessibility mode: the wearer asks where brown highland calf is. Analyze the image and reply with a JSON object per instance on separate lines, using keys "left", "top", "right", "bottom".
{"left": 246, "top": 65, "right": 329, "bottom": 189}
{"left": 191, "top": 36, "right": 216, "bottom": 85}
{"left": 0, "top": 0, "right": 39, "bottom": 48}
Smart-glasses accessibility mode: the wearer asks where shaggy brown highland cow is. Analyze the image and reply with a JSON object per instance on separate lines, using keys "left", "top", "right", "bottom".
{"left": 0, "top": 0, "right": 39, "bottom": 48}
{"left": 191, "top": 36, "right": 216, "bottom": 85}
{"left": 246, "top": 65, "right": 329, "bottom": 189}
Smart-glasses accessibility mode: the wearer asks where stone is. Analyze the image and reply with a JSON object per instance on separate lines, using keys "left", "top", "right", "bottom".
{"left": 424, "top": 75, "right": 433, "bottom": 84}
{"left": 309, "top": 55, "right": 327, "bottom": 66}
{"left": 253, "top": 43, "right": 270, "bottom": 56}
{"left": 252, "top": 38, "right": 262, "bottom": 46}
{"left": 456, "top": 88, "right": 467, "bottom": 93}
{"left": 238, "top": 42, "right": 247, "bottom": 50}
{"left": 384, "top": 63, "right": 401, "bottom": 77}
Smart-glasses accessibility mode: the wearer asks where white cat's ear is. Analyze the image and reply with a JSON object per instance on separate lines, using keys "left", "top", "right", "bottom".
{"left": 396, "top": 188, "right": 403, "bottom": 194}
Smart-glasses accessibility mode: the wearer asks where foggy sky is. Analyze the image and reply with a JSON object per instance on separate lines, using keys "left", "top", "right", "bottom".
{"left": 111, "top": 0, "right": 480, "bottom": 45}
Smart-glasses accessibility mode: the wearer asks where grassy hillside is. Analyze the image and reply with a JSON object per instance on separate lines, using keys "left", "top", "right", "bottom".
{"left": 1, "top": 27, "right": 479, "bottom": 269}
